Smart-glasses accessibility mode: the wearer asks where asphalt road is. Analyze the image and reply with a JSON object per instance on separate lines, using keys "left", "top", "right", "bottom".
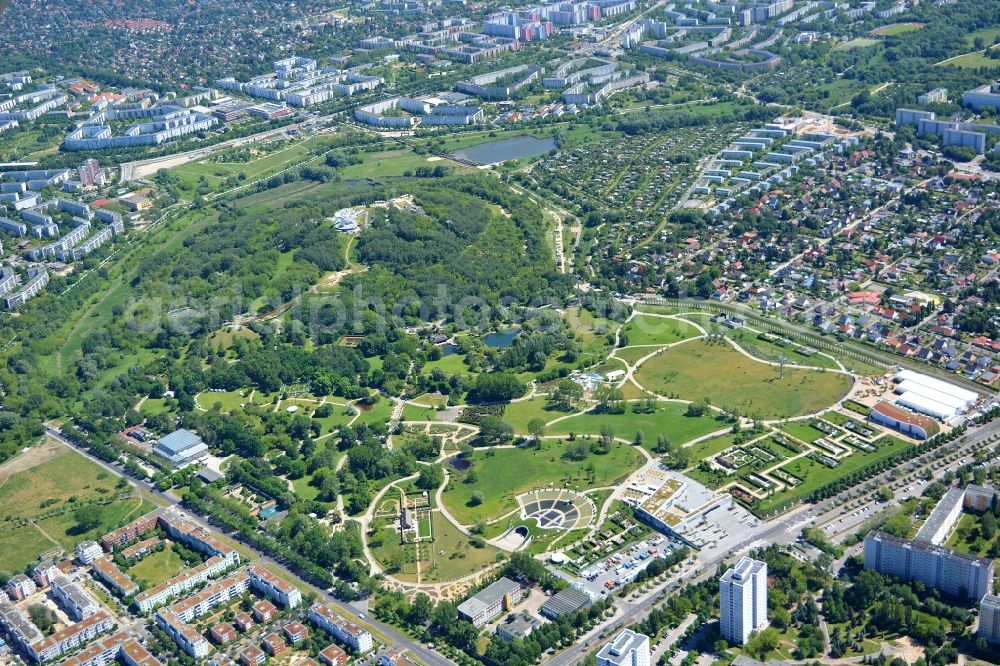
{"left": 44, "top": 426, "right": 456, "bottom": 666}
{"left": 544, "top": 418, "right": 1000, "bottom": 665}
{"left": 43, "top": 417, "right": 1000, "bottom": 666}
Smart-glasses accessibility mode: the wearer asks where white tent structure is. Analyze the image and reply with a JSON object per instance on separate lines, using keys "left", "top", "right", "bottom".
{"left": 897, "top": 391, "right": 959, "bottom": 420}
{"left": 895, "top": 380, "right": 968, "bottom": 412}
{"left": 893, "top": 369, "right": 978, "bottom": 421}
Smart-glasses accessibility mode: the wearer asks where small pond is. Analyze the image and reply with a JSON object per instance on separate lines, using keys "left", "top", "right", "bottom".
{"left": 453, "top": 135, "right": 556, "bottom": 165}
{"left": 483, "top": 328, "right": 519, "bottom": 348}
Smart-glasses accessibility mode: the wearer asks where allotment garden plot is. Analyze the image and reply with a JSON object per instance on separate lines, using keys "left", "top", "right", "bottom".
{"left": 528, "top": 126, "right": 735, "bottom": 231}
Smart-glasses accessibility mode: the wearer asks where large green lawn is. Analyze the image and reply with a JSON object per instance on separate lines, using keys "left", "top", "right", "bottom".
{"left": 340, "top": 149, "right": 472, "bottom": 179}
{"left": 563, "top": 306, "right": 616, "bottom": 362}
{"left": 312, "top": 404, "right": 356, "bottom": 436}
{"left": 419, "top": 512, "right": 500, "bottom": 583}
{"left": 936, "top": 47, "right": 1000, "bottom": 68}
{"left": 683, "top": 432, "right": 743, "bottom": 463}
{"left": 779, "top": 421, "right": 830, "bottom": 444}
{"left": 420, "top": 353, "right": 470, "bottom": 376}
{"left": 170, "top": 135, "right": 336, "bottom": 193}
{"left": 0, "top": 525, "right": 62, "bottom": 572}
{"left": 127, "top": 543, "right": 187, "bottom": 589}
{"left": 945, "top": 511, "right": 999, "bottom": 557}
{"left": 35, "top": 497, "right": 155, "bottom": 553}
{"left": 441, "top": 440, "right": 642, "bottom": 525}
{"left": 0, "top": 446, "right": 159, "bottom": 566}
{"left": 615, "top": 346, "right": 660, "bottom": 366}
{"left": 546, "top": 403, "right": 725, "bottom": 449}
{"left": 633, "top": 340, "right": 853, "bottom": 419}
{"left": 352, "top": 398, "right": 393, "bottom": 426}
{"left": 503, "top": 397, "right": 577, "bottom": 433}
{"left": 777, "top": 455, "right": 823, "bottom": 483}
{"left": 965, "top": 25, "right": 1000, "bottom": 48}
{"left": 621, "top": 314, "right": 702, "bottom": 346}
{"left": 401, "top": 403, "right": 451, "bottom": 422}
{"left": 196, "top": 389, "right": 252, "bottom": 413}
{"left": 726, "top": 329, "right": 840, "bottom": 371}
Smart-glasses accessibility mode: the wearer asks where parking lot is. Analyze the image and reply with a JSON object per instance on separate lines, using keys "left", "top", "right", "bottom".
{"left": 572, "top": 533, "right": 690, "bottom": 598}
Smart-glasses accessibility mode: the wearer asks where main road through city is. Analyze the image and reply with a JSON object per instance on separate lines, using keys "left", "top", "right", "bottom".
{"left": 44, "top": 410, "right": 1000, "bottom": 666}
{"left": 544, "top": 417, "right": 1000, "bottom": 666}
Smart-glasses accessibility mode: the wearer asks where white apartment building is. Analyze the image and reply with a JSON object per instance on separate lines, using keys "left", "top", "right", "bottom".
{"left": 133, "top": 554, "right": 230, "bottom": 612}
{"left": 596, "top": 629, "right": 650, "bottom": 666}
{"left": 155, "top": 609, "right": 210, "bottom": 658}
{"left": 5, "top": 574, "right": 37, "bottom": 600}
{"left": 51, "top": 577, "right": 101, "bottom": 621}
{"left": 76, "top": 540, "right": 104, "bottom": 565}
{"left": 720, "top": 557, "right": 768, "bottom": 645}
{"left": 248, "top": 563, "right": 302, "bottom": 609}
{"left": 308, "top": 603, "right": 374, "bottom": 653}
{"left": 864, "top": 531, "right": 994, "bottom": 601}
{"left": 979, "top": 594, "right": 1000, "bottom": 644}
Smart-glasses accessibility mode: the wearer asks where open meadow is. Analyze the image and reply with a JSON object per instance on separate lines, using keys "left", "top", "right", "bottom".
{"left": 632, "top": 339, "right": 853, "bottom": 418}
{"left": 0, "top": 444, "right": 157, "bottom": 570}
{"left": 440, "top": 440, "right": 642, "bottom": 525}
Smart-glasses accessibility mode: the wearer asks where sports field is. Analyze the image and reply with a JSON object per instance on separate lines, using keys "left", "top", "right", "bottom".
{"left": 870, "top": 22, "right": 925, "bottom": 36}
{"left": 835, "top": 38, "right": 878, "bottom": 51}
{"left": 632, "top": 339, "right": 853, "bottom": 418}
{"left": 441, "top": 440, "right": 642, "bottom": 525}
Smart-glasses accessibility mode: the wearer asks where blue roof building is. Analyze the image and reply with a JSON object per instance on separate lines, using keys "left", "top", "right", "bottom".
{"left": 152, "top": 428, "right": 208, "bottom": 469}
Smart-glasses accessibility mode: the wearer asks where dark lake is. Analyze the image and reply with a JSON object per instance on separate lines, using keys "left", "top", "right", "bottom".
{"left": 453, "top": 135, "right": 556, "bottom": 165}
